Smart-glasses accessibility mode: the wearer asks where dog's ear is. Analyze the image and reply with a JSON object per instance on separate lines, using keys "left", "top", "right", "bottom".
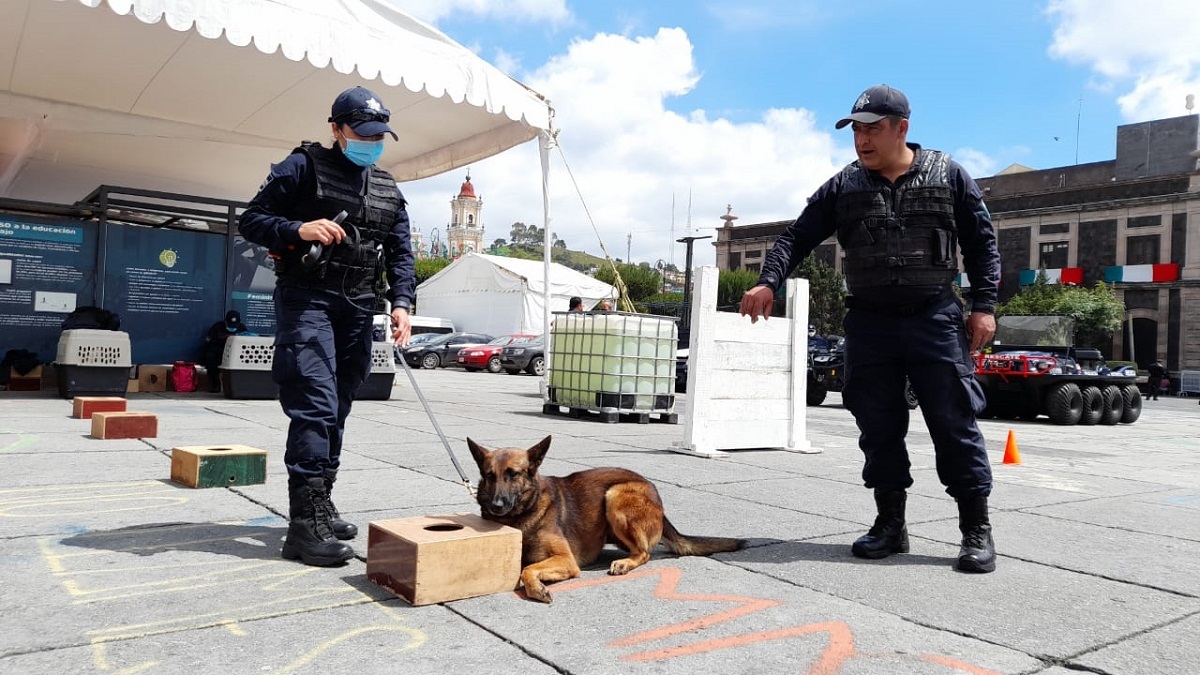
{"left": 526, "top": 435, "right": 552, "bottom": 471}
{"left": 466, "top": 437, "right": 489, "bottom": 470}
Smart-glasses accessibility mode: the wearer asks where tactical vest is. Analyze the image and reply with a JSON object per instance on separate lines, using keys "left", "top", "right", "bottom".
{"left": 275, "top": 142, "right": 403, "bottom": 297}
{"left": 835, "top": 150, "right": 958, "bottom": 294}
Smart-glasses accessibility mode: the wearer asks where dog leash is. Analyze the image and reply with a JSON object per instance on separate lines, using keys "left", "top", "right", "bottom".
{"left": 397, "top": 352, "right": 475, "bottom": 497}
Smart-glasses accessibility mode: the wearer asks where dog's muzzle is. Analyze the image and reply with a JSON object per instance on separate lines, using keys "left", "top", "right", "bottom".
{"left": 482, "top": 493, "right": 516, "bottom": 517}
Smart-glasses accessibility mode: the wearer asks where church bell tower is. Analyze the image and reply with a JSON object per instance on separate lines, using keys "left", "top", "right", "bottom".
{"left": 446, "top": 172, "right": 483, "bottom": 256}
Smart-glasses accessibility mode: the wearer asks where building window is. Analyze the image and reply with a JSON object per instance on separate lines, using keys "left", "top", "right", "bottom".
{"left": 1039, "top": 241, "right": 1069, "bottom": 269}
{"left": 745, "top": 263, "right": 761, "bottom": 273}
{"left": 467, "top": 214, "right": 474, "bottom": 226}
{"left": 744, "top": 249, "right": 762, "bottom": 259}
{"left": 1039, "top": 223, "right": 1069, "bottom": 235}
{"left": 1126, "top": 235, "right": 1160, "bottom": 265}
{"left": 729, "top": 252, "right": 742, "bottom": 270}
{"left": 1127, "top": 215, "right": 1161, "bottom": 229}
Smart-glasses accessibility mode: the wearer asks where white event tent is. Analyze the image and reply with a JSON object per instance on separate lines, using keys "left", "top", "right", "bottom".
{"left": 1, "top": 0, "right": 565, "bottom": 342}
{"left": 0, "top": 0, "right": 552, "bottom": 201}
{"left": 416, "top": 253, "right": 616, "bottom": 337}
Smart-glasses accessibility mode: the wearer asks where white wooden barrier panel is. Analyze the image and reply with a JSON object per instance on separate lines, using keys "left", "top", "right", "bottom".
{"left": 673, "top": 266, "right": 819, "bottom": 457}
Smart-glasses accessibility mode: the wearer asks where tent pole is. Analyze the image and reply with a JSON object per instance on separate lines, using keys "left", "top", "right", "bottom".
{"left": 540, "top": 127, "right": 555, "bottom": 391}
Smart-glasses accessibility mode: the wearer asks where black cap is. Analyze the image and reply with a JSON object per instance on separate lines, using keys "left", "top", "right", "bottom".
{"left": 224, "top": 310, "right": 242, "bottom": 326}
{"left": 835, "top": 85, "right": 910, "bottom": 129}
{"left": 329, "top": 86, "right": 398, "bottom": 140}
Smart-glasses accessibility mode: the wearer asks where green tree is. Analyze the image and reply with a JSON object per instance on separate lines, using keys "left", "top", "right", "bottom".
{"left": 717, "top": 269, "right": 760, "bottom": 309}
{"left": 594, "top": 262, "right": 662, "bottom": 302}
{"left": 792, "top": 255, "right": 847, "bottom": 336}
{"left": 997, "top": 270, "right": 1124, "bottom": 347}
{"left": 414, "top": 257, "right": 451, "bottom": 286}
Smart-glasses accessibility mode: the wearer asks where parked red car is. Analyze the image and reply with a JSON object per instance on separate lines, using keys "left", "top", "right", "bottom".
{"left": 456, "top": 334, "right": 539, "bottom": 373}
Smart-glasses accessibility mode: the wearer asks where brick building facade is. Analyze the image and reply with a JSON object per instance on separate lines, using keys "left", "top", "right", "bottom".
{"left": 713, "top": 114, "right": 1200, "bottom": 372}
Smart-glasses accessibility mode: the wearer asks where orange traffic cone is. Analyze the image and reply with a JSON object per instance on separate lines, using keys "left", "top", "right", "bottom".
{"left": 1002, "top": 429, "right": 1022, "bottom": 465}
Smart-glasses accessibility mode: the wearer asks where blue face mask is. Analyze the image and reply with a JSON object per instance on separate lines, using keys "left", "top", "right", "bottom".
{"left": 342, "top": 138, "right": 384, "bottom": 167}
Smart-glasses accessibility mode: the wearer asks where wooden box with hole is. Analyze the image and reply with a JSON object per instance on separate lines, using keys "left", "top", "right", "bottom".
{"left": 170, "top": 445, "right": 268, "bottom": 488}
{"left": 366, "top": 513, "right": 521, "bottom": 605}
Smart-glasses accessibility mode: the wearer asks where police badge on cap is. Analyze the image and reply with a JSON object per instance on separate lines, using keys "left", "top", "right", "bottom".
{"left": 835, "top": 85, "right": 911, "bottom": 129}
{"left": 329, "top": 86, "right": 398, "bottom": 140}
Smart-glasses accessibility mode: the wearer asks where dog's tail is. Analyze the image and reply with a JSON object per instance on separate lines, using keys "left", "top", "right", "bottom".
{"left": 661, "top": 517, "right": 746, "bottom": 556}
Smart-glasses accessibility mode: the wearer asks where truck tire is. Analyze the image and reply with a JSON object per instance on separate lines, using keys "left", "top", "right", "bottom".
{"left": 1047, "top": 382, "right": 1083, "bottom": 425}
{"left": 1099, "top": 385, "right": 1124, "bottom": 425}
{"left": 1079, "top": 386, "right": 1102, "bottom": 425}
{"left": 1119, "top": 385, "right": 1142, "bottom": 424}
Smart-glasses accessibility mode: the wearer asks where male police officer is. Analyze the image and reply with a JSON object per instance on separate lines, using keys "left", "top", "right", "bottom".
{"left": 740, "top": 85, "right": 1000, "bottom": 573}
{"left": 239, "top": 86, "right": 415, "bottom": 567}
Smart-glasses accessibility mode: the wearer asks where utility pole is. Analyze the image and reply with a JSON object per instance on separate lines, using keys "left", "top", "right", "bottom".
{"left": 626, "top": 232, "right": 632, "bottom": 264}
{"left": 676, "top": 235, "right": 712, "bottom": 310}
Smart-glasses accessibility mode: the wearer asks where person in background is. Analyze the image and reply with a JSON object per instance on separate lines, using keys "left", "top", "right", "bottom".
{"left": 740, "top": 84, "right": 1000, "bottom": 574}
{"left": 1147, "top": 359, "right": 1166, "bottom": 401}
{"left": 202, "top": 310, "right": 248, "bottom": 393}
{"left": 569, "top": 296, "right": 583, "bottom": 312}
{"left": 238, "top": 85, "right": 415, "bottom": 567}
{"left": 597, "top": 299, "right": 614, "bottom": 311}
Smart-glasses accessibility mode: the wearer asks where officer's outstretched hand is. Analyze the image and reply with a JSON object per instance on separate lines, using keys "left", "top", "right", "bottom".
{"left": 739, "top": 285, "right": 775, "bottom": 324}
{"left": 966, "top": 311, "right": 996, "bottom": 353}
{"left": 391, "top": 307, "right": 412, "bottom": 347}
{"left": 297, "top": 218, "right": 346, "bottom": 245}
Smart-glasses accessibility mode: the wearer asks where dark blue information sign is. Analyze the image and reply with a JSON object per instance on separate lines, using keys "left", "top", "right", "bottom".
{"left": 104, "top": 226, "right": 226, "bottom": 364}
{"left": 229, "top": 234, "right": 277, "bottom": 335}
{"left": 0, "top": 214, "right": 98, "bottom": 361}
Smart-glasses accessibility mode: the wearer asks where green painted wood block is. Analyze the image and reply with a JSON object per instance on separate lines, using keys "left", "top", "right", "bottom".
{"left": 171, "top": 445, "right": 267, "bottom": 488}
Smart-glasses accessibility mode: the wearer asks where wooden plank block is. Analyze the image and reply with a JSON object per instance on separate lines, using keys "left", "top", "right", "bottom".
{"left": 709, "top": 341, "right": 793, "bottom": 371}
{"left": 137, "top": 365, "right": 170, "bottom": 392}
{"left": 710, "top": 313, "right": 792, "bottom": 344}
{"left": 7, "top": 376, "right": 42, "bottom": 391}
{"left": 72, "top": 396, "right": 127, "bottom": 419}
{"left": 91, "top": 411, "right": 157, "bottom": 439}
{"left": 367, "top": 513, "right": 522, "bottom": 606}
{"left": 170, "top": 445, "right": 268, "bottom": 488}
{"left": 680, "top": 267, "right": 818, "bottom": 455}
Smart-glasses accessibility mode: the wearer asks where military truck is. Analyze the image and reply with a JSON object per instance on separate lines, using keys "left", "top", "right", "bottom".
{"left": 974, "top": 315, "right": 1141, "bottom": 425}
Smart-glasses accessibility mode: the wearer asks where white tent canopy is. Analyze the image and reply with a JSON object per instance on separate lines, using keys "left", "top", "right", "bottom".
{"left": 416, "top": 253, "right": 616, "bottom": 337}
{"left": 0, "top": 0, "right": 552, "bottom": 202}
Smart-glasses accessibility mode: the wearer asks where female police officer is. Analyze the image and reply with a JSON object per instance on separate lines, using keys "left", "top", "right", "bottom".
{"left": 239, "top": 86, "right": 415, "bottom": 566}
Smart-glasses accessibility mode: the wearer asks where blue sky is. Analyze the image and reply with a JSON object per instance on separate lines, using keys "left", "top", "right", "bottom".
{"left": 392, "top": 0, "right": 1199, "bottom": 268}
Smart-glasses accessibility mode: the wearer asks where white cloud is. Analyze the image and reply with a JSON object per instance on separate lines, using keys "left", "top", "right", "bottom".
{"left": 387, "top": 0, "right": 570, "bottom": 25}
{"left": 400, "top": 28, "right": 842, "bottom": 268}
{"left": 1046, "top": 0, "right": 1200, "bottom": 120}
{"left": 952, "top": 147, "right": 999, "bottom": 179}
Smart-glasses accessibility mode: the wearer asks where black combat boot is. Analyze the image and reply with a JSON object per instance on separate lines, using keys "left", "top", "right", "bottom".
{"left": 851, "top": 489, "right": 909, "bottom": 559}
{"left": 322, "top": 468, "right": 358, "bottom": 540}
{"left": 956, "top": 494, "right": 996, "bottom": 573}
{"left": 281, "top": 477, "right": 355, "bottom": 567}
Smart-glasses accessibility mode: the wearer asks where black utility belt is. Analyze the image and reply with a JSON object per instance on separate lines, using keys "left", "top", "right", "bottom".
{"left": 844, "top": 288, "right": 953, "bottom": 317}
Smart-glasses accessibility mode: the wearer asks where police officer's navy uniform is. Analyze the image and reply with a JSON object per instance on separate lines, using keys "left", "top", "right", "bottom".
{"left": 239, "top": 87, "right": 415, "bottom": 566}
{"left": 756, "top": 85, "right": 1001, "bottom": 572}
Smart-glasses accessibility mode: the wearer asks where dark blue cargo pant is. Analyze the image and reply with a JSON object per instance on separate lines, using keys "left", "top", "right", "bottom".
{"left": 840, "top": 294, "right": 992, "bottom": 499}
{"left": 272, "top": 285, "right": 374, "bottom": 481}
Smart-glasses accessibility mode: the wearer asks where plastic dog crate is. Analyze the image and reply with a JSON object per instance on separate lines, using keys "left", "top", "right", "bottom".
{"left": 358, "top": 342, "right": 397, "bottom": 400}
{"left": 220, "top": 335, "right": 278, "bottom": 400}
{"left": 54, "top": 330, "right": 132, "bottom": 398}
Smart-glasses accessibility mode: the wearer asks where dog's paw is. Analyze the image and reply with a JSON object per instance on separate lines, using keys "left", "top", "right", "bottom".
{"left": 609, "top": 560, "right": 636, "bottom": 575}
{"left": 524, "top": 583, "right": 553, "bottom": 604}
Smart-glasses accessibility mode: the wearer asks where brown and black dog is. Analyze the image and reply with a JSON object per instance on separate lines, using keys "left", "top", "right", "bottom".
{"left": 467, "top": 435, "right": 745, "bottom": 603}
